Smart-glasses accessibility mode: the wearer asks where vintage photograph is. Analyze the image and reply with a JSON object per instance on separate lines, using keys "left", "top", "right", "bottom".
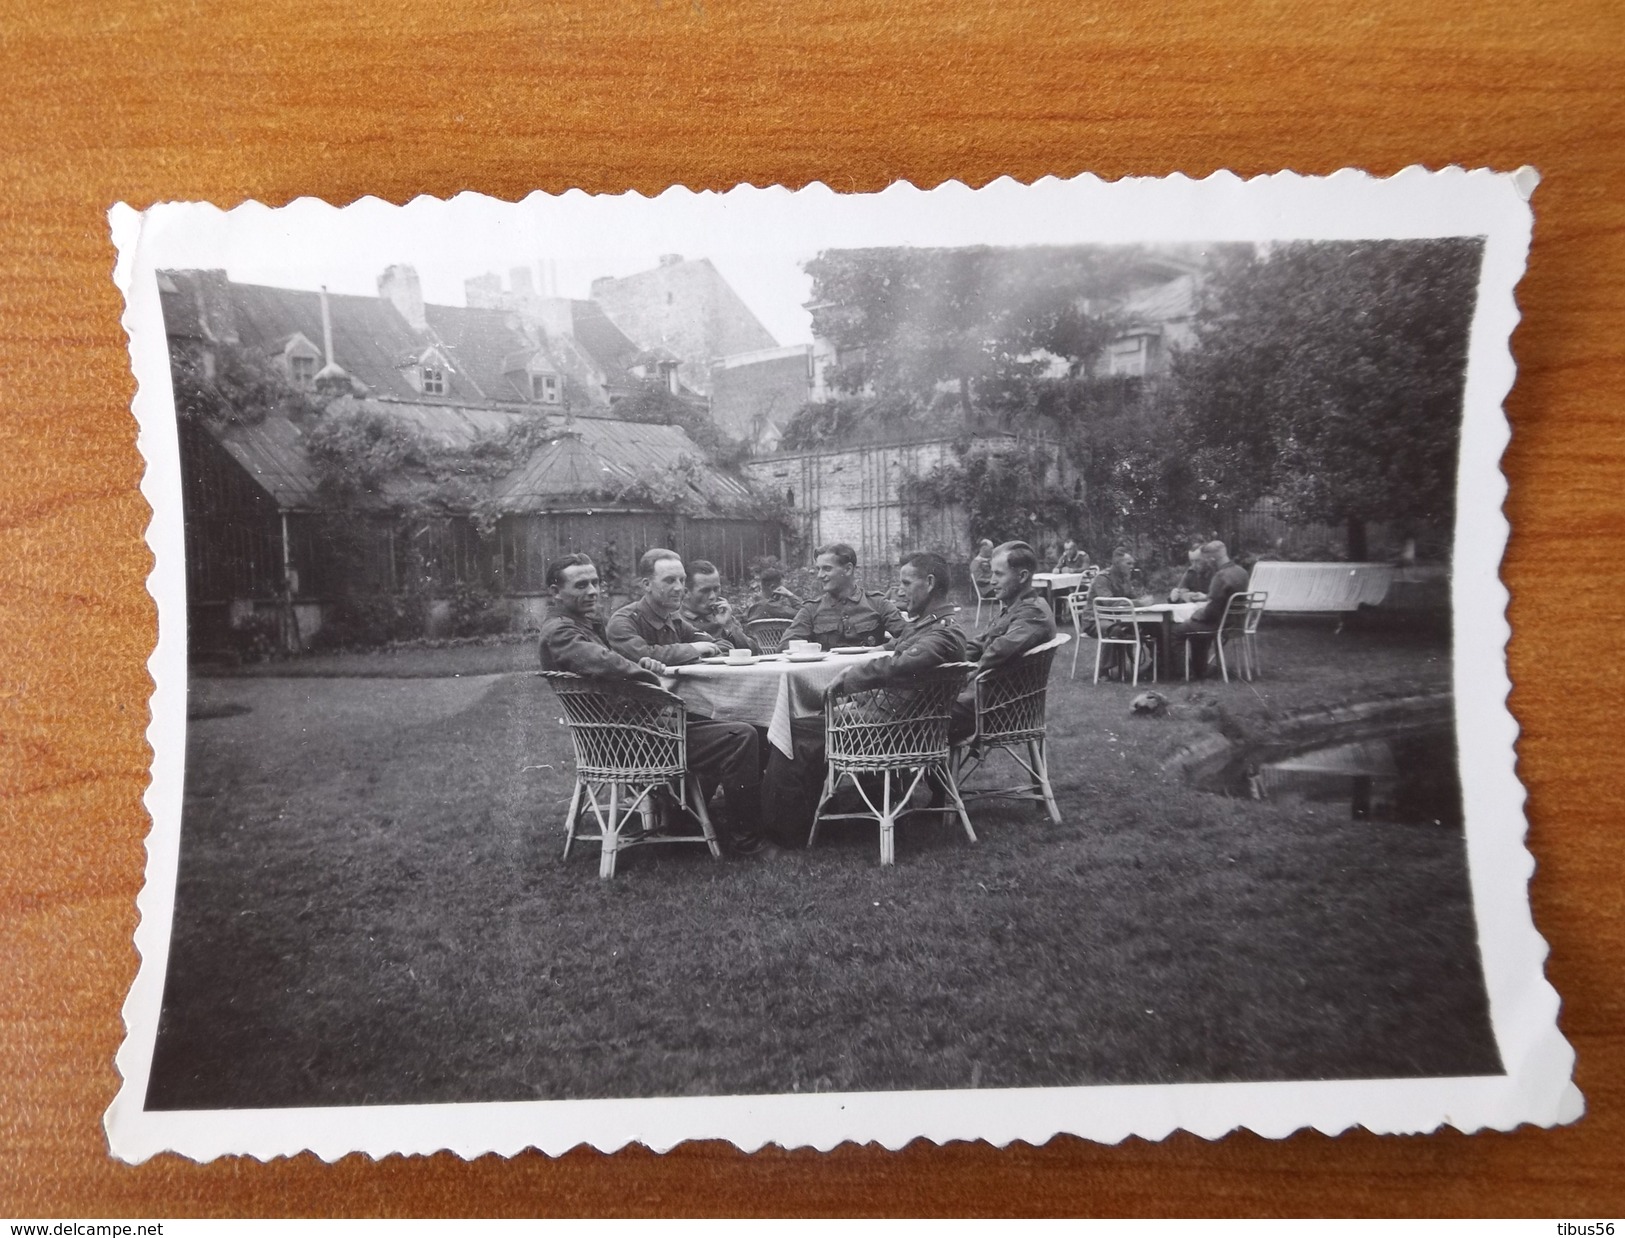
{"left": 108, "top": 174, "right": 1573, "bottom": 1159}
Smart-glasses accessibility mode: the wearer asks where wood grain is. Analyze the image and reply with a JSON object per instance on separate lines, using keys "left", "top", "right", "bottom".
{"left": 1, "top": 0, "right": 1621, "bottom": 1216}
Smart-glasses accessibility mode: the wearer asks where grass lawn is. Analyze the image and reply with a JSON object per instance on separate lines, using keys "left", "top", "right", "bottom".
{"left": 150, "top": 619, "right": 1500, "bottom": 1109}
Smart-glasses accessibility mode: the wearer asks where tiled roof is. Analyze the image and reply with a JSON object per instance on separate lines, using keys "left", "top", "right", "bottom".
{"left": 212, "top": 415, "right": 326, "bottom": 510}
{"left": 422, "top": 303, "right": 534, "bottom": 402}
{"left": 1120, "top": 273, "right": 1195, "bottom": 326}
{"left": 205, "top": 400, "right": 750, "bottom": 516}
{"left": 567, "top": 300, "right": 642, "bottom": 388}
{"left": 492, "top": 416, "right": 753, "bottom": 513}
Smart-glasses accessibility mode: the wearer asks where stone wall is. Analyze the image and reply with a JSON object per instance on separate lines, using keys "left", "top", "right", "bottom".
{"left": 591, "top": 256, "right": 778, "bottom": 397}
{"left": 743, "top": 438, "right": 971, "bottom": 588}
{"left": 708, "top": 346, "right": 811, "bottom": 448}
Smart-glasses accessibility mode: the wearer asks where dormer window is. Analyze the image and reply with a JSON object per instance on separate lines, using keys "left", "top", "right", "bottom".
{"left": 280, "top": 333, "right": 321, "bottom": 390}
{"left": 532, "top": 372, "right": 560, "bottom": 404}
{"left": 421, "top": 365, "right": 445, "bottom": 395}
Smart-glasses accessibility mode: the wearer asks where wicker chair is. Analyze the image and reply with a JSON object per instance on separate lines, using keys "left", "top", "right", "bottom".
{"left": 809, "top": 662, "right": 977, "bottom": 867}
{"left": 953, "top": 633, "right": 1070, "bottom": 823}
{"left": 745, "top": 617, "right": 791, "bottom": 654}
{"left": 537, "top": 671, "right": 720, "bottom": 879}
{"left": 1180, "top": 590, "right": 1269, "bottom": 683}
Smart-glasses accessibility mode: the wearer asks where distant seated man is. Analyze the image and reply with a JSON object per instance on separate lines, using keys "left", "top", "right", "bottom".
{"left": 969, "top": 539, "right": 996, "bottom": 599}
{"left": 606, "top": 547, "right": 730, "bottom": 666}
{"left": 1053, "top": 538, "right": 1090, "bottom": 573}
{"left": 743, "top": 566, "right": 804, "bottom": 623}
{"left": 1174, "top": 540, "right": 1252, "bottom": 678}
{"left": 763, "top": 552, "right": 968, "bottom": 848}
{"left": 1169, "top": 538, "right": 1214, "bottom": 602}
{"left": 783, "top": 542, "right": 906, "bottom": 650}
{"left": 950, "top": 541, "right": 1057, "bottom": 743}
{"left": 538, "top": 553, "right": 764, "bottom": 854}
{"left": 680, "top": 558, "right": 757, "bottom": 653}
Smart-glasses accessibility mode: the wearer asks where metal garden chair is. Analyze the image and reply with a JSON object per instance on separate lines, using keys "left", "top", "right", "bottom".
{"left": 953, "top": 633, "right": 1070, "bottom": 824}
{"left": 809, "top": 661, "right": 977, "bottom": 867}
{"left": 970, "top": 565, "right": 999, "bottom": 627}
{"left": 1066, "top": 589, "right": 1093, "bottom": 676}
{"left": 1179, "top": 590, "right": 1269, "bottom": 683}
{"left": 745, "top": 617, "right": 791, "bottom": 654}
{"left": 1090, "top": 597, "right": 1155, "bottom": 685}
{"left": 537, "top": 671, "right": 720, "bottom": 879}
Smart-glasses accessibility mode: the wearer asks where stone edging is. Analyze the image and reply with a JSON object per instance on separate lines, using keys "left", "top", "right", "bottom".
{"left": 1162, "top": 690, "right": 1454, "bottom": 780}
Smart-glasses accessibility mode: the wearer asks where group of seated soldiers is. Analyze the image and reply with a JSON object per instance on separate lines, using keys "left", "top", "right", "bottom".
{"left": 537, "top": 540, "right": 1058, "bottom": 858}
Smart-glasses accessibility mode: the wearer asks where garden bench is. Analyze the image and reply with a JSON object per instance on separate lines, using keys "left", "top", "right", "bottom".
{"left": 1247, "top": 561, "right": 1395, "bottom": 614}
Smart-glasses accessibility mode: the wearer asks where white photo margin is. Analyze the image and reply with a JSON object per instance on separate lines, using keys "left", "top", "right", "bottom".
{"left": 106, "top": 167, "right": 1581, "bottom": 1163}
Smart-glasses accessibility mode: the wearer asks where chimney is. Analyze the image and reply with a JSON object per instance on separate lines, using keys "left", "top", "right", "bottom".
{"left": 658, "top": 253, "right": 683, "bottom": 267}
{"left": 319, "top": 286, "right": 335, "bottom": 365}
{"left": 314, "top": 286, "right": 353, "bottom": 392}
{"left": 377, "top": 264, "right": 426, "bottom": 331}
{"left": 509, "top": 265, "right": 534, "bottom": 297}
{"left": 193, "top": 270, "right": 238, "bottom": 344}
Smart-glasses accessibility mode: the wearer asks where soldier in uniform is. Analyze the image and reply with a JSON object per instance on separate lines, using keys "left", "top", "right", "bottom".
{"left": 605, "top": 548, "right": 730, "bottom": 666}
{"left": 783, "top": 542, "right": 906, "bottom": 650}
{"left": 762, "top": 552, "right": 968, "bottom": 848}
{"left": 743, "top": 566, "right": 804, "bottom": 623}
{"left": 950, "top": 541, "right": 1058, "bottom": 742}
{"left": 553, "top": 551, "right": 764, "bottom": 854}
{"left": 680, "top": 558, "right": 757, "bottom": 653}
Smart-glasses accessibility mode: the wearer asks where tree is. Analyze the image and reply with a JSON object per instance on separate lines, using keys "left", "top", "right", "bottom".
{"left": 168, "top": 339, "right": 324, "bottom": 428}
{"left": 1170, "top": 239, "right": 1484, "bottom": 553}
{"left": 803, "top": 245, "right": 1146, "bottom": 414}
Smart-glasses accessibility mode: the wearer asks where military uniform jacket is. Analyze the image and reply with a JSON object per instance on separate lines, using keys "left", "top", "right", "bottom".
{"left": 967, "top": 587, "right": 1057, "bottom": 670}
{"left": 1054, "top": 549, "right": 1090, "bottom": 572}
{"left": 840, "top": 602, "right": 968, "bottom": 694}
{"left": 1086, "top": 566, "right": 1135, "bottom": 608}
{"left": 605, "top": 596, "right": 708, "bottom": 665}
{"left": 784, "top": 587, "right": 906, "bottom": 650}
{"left": 1175, "top": 559, "right": 1215, "bottom": 597}
{"left": 744, "top": 590, "right": 804, "bottom": 623}
{"left": 538, "top": 605, "right": 659, "bottom": 684}
{"left": 1191, "top": 562, "right": 1251, "bottom": 627}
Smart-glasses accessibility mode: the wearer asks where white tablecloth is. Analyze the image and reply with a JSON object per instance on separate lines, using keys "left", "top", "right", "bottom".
{"left": 1135, "top": 602, "right": 1200, "bottom": 624}
{"left": 1033, "top": 572, "right": 1086, "bottom": 592}
{"left": 662, "top": 650, "right": 891, "bottom": 758}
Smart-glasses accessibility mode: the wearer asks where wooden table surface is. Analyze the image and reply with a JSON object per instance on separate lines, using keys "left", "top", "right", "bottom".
{"left": 2, "top": 0, "right": 1621, "bottom": 1217}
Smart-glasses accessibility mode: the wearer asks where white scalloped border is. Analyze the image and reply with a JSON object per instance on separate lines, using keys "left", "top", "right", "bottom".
{"left": 106, "top": 167, "right": 1580, "bottom": 1164}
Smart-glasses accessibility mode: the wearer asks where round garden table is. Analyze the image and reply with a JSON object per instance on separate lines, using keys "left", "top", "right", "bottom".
{"left": 662, "top": 650, "right": 891, "bottom": 758}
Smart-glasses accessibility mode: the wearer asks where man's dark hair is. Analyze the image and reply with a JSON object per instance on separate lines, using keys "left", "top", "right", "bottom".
{"left": 638, "top": 546, "right": 683, "bottom": 578}
{"left": 816, "top": 542, "right": 858, "bottom": 568}
{"left": 686, "top": 558, "right": 720, "bottom": 585}
{"left": 1112, "top": 545, "right": 1132, "bottom": 562}
{"left": 995, "top": 541, "right": 1038, "bottom": 579}
{"left": 759, "top": 567, "right": 783, "bottom": 592}
{"left": 900, "top": 551, "right": 951, "bottom": 604}
{"left": 546, "top": 552, "right": 595, "bottom": 589}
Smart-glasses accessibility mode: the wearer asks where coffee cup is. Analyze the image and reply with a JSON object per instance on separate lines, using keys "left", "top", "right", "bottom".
{"left": 727, "top": 647, "right": 753, "bottom": 664}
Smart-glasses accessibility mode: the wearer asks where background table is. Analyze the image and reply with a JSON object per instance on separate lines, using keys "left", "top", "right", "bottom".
{"left": 1032, "top": 572, "right": 1086, "bottom": 612}
{"left": 1134, "top": 602, "right": 1201, "bottom": 679}
{"left": 664, "top": 652, "right": 889, "bottom": 757}
{"left": 4, "top": 0, "right": 1621, "bottom": 1218}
